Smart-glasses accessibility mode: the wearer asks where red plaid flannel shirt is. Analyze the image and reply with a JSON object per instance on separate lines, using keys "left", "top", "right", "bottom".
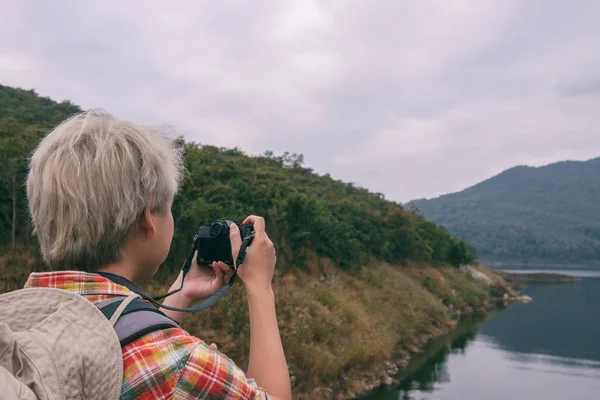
{"left": 24, "top": 271, "right": 271, "bottom": 400}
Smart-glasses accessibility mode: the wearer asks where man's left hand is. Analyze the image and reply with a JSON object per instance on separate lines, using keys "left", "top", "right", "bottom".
{"left": 161, "top": 252, "right": 234, "bottom": 322}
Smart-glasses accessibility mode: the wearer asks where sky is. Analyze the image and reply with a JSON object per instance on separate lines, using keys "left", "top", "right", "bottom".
{"left": 1, "top": 0, "right": 599, "bottom": 202}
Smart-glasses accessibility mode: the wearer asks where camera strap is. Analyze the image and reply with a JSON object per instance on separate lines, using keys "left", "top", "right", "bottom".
{"left": 97, "top": 234, "right": 254, "bottom": 313}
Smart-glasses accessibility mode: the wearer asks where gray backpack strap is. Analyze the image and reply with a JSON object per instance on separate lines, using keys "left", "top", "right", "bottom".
{"left": 96, "top": 296, "right": 180, "bottom": 347}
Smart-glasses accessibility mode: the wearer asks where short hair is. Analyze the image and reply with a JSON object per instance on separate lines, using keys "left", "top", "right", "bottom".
{"left": 27, "top": 109, "right": 185, "bottom": 271}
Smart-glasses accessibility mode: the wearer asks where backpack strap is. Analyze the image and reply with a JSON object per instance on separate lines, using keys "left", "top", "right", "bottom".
{"left": 96, "top": 296, "right": 180, "bottom": 347}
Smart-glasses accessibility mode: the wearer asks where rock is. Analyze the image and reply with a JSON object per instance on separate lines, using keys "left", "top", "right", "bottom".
{"left": 288, "top": 363, "right": 297, "bottom": 376}
{"left": 397, "top": 349, "right": 410, "bottom": 359}
{"left": 460, "top": 265, "right": 493, "bottom": 285}
{"left": 516, "top": 295, "right": 533, "bottom": 303}
{"left": 407, "top": 344, "right": 420, "bottom": 353}
{"left": 382, "top": 374, "right": 394, "bottom": 386}
{"left": 384, "top": 361, "right": 399, "bottom": 376}
{"left": 448, "top": 303, "right": 462, "bottom": 319}
{"left": 288, "top": 363, "right": 298, "bottom": 388}
{"left": 453, "top": 309, "right": 462, "bottom": 319}
{"left": 500, "top": 294, "right": 533, "bottom": 304}
{"left": 339, "top": 371, "right": 348, "bottom": 383}
{"left": 315, "top": 387, "right": 334, "bottom": 399}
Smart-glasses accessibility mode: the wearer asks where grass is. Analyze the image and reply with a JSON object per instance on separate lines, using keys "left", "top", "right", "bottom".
{"left": 0, "top": 246, "right": 42, "bottom": 292}
{"left": 1, "top": 251, "right": 508, "bottom": 398}
{"left": 403, "top": 265, "right": 489, "bottom": 310}
{"left": 147, "top": 262, "right": 498, "bottom": 397}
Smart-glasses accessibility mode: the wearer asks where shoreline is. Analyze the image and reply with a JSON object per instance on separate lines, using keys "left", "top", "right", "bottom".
{"left": 354, "top": 313, "right": 489, "bottom": 399}
{"left": 481, "top": 261, "right": 600, "bottom": 269}
{"left": 299, "top": 285, "right": 515, "bottom": 399}
{"left": 343, "top": 301, "right": 510, "bottom": 400}
{"left": 346, "top": 270, "right": 590, "bottom": 398}
{"left": 502, "top": 272, "right": 581, "bottom": 283}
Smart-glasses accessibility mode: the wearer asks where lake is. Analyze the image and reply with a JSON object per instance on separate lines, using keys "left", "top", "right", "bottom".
{"left": 361, "top": 269, "right": 600, "bottom": 400}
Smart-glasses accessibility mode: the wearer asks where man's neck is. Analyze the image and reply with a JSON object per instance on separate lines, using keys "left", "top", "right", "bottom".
{"left": 97, "top": 259, "right": 138, "bottom": 283}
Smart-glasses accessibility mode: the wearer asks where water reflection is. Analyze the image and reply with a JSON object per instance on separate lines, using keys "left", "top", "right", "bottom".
{"left": 359, "top": 316, "right": 484, "bottom": 400}
{"left": 361, "top": 274, "right": 600, "bottom": 400}
{"left": 396, "top": 321, "right": 481, "bottom": 395}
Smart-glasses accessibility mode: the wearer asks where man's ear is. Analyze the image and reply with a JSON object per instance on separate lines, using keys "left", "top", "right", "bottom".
{"left": 139, "top": 207, "right": 156, "bottom": 239}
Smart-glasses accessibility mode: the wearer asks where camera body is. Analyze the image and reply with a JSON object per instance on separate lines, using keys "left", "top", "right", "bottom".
{"left": 194, "top": 220, "right": 255, "bottom": 267}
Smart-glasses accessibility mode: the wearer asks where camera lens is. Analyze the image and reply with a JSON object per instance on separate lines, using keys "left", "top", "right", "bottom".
{"left": 210, "top": 221, "right": 225, "bottom": 236}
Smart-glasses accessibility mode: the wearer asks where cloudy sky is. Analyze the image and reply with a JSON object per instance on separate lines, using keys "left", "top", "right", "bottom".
{"left": 1, "top": 0, "right": 599, "bottom": 202}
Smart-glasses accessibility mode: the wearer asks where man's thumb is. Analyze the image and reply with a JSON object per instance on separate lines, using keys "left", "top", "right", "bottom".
{"left": 229, "top": 224, "right": 242, "bottom": 266}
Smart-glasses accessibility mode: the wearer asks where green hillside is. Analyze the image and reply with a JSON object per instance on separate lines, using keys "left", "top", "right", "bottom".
{"left": 0, "top": 83, "right": 474, "bottom": 270}
{"left": 411, "top": 159, "right": 600, "bottom": 265}
{"left": 0, "top": 83, "right": 510, "bottom": 399}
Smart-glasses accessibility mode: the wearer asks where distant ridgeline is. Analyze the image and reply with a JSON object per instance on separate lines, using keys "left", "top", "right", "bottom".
{"left": 0, "top": 83, "right": 474, "bottom": 271}
{"left": 410, "top": 158, "right": 600, "bottom": 266}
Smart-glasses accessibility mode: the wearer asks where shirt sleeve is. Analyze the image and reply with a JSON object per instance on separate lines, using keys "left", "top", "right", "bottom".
{"left": 173, "top": 341, "right": 272, "bottom": 399}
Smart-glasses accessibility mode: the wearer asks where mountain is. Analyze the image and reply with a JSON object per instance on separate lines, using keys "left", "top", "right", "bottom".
{"left": 410, "top": 158, "right": 600, "bottom": 265}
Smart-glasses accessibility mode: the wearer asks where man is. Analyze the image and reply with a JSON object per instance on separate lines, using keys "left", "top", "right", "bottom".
{"left": 25, "top": 109, "right": 291, "bottom": 399}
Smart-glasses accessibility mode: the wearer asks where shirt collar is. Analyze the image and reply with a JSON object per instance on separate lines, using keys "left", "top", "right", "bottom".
{"left": 24, "top": 271, "right": 132, "bottom": 297}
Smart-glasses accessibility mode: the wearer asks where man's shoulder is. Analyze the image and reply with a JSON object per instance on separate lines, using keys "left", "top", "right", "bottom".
{"left": 122, "top": 326, "right": 206, "bottom": 375}
{"left": 123, "top": 326, "right": 201, "bottom": 356}
{"left": 119, "top": 327, "right": 207, "bottom": 397}
{"left": 119, "top": 322, "right": 270, "bottom": 399}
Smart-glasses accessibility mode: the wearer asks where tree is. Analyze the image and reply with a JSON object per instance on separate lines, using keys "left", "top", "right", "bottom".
{"left": 0, "top": 119, "right": 34, "bottom": 248}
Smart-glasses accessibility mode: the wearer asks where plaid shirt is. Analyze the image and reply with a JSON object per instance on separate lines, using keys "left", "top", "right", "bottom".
{"left": 24, "top": 271, "right": 271, "bottom": 400}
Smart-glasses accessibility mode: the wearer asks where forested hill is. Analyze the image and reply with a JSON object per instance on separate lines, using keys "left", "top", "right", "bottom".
{"left": 0, "top": 83, "right": 474, "bottom": 270}
{"left": 410, "top": 158, "right": 600, "bottom": 266}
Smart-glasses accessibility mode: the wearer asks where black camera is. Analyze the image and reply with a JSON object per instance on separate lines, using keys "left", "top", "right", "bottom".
{"left": 194, "top": 220, "right": 255, "bottom": 267}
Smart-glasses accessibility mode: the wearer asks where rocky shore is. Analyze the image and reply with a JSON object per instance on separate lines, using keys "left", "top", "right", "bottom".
{"left": 301, "top": 321, "right": 455, "bottom": 399}
{"left": 292, "top": 265, "right": 521, "bottom": 400}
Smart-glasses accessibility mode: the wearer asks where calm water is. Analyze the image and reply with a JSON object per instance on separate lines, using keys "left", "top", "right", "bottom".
{"left": 362, "top": 270, "right": 600, "bottom": 400}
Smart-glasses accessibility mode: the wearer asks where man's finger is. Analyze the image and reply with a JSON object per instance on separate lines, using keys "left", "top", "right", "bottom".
{"left": 243, "top": 215, "right": 265, "bottom": 236}
{"left": 209, "top": 343, "right": 218, "bottom": 351}
{"left": 216, "top": 262, "right": 233, "bottom": 282}
{"left": 216, "top": 261, "right": 232, "bottom": 274}
{"left": 212, "top": 261, "right": 224, "bottom": 282}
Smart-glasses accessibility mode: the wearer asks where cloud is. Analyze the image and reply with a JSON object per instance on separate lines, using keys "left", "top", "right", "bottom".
{"left": 556, "top": 77, "right": 600, "bottom": 97}
{"left": 1, "top": 0, "right": 599, "bottom": 202}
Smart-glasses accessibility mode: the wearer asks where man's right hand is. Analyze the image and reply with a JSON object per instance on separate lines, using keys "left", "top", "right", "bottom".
{"left": 229, "top": 215, "right": 276, "bottom": 295}
{"left": 229, "top": 215, "right": 291, "bottom": 400}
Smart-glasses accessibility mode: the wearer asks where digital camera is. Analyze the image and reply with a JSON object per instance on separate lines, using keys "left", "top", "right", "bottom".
{"left": 194, "top": 220, "right": 255, "bottom": 267}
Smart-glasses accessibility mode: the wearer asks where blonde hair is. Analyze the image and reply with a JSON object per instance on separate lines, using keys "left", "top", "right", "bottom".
{"left": 27, "top": 109, "right": 185, "bottom": 271}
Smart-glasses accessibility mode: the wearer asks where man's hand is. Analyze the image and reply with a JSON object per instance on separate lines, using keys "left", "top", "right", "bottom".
{"left": 161, "top": 254, "right": 234, "bottom": 323}
{"left": 230, "top": 215, "right": 291, "bottom": 400}
{"left": 229, "top": 215, "right": 276, "bottom": 296}
{"left": 180, "top": 254, "right": 235, "bottom": 303}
